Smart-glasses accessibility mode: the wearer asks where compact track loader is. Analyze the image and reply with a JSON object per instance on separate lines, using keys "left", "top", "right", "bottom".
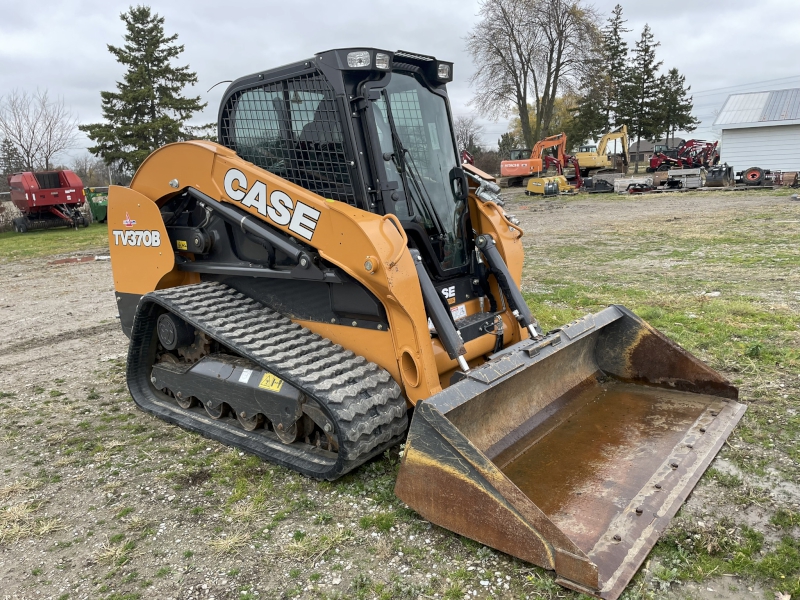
{"left": 108, "top": 48, "right": 745, "bottom": 599}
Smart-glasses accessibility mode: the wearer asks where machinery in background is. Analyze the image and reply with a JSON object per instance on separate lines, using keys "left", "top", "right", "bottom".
{"left": 525, "top": 153, "right": 584, "bottom": 195}
{"left": 524, "top": 174, "right": 562, "bottom": 196}
{"left": 499, "top": 134, "right": 566, "bottom": 187}
{"left": 574, "top": 125, "right": 629, "bottom": 178}
{"left": 545, "top": 153, "right": 584, "bottom": 191}
{"left": 8, "top": 170, "right": 88, "bottom": 233}
{"left": 648, "top": 140, "right": 720, "bottom": 172}
{"left": 86, "top": 187, "right": 110, "bottom": 223}
{"left": 705, "top": 164, "right": 734, "bottom": 187}
{"left": 666, "top": 167, "right": 706, "bottom": 189}
{"left": 738, "top": 166, "right": 776, "bottom": 186}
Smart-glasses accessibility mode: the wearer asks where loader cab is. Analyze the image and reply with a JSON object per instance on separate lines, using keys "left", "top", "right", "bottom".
{"left": 509, "top": 148, "right": 531, "bottom": 161}
{"left": 654, "top": 144, "right": 678, "bottom": 158}
{"left": 218, "top": 48, "right": 470, "bottom": 278}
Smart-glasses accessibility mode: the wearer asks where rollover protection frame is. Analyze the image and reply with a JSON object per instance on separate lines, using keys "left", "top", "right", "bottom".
{"left": 395, "top": 305, "right": 745, "bottom": 599}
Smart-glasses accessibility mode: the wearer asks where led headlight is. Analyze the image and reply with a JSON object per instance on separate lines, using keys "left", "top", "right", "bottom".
{"left": 437, "top": 63, "right": 451, "bottom": 79}
{"left": 347, "top": 51, "right": 371, "bottom": 68}
{"left": 375, "top": 53, "right": 390, "bottom": 70}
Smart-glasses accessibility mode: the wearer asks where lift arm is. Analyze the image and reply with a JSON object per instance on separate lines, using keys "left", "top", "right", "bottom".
{"left": 595, "top": 125, "right": 629, "bottom": 165}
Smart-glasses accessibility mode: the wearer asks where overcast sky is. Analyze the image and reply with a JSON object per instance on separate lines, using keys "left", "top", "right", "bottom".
{"left": 2, "top": 0, "right": 799, "bottom": 164}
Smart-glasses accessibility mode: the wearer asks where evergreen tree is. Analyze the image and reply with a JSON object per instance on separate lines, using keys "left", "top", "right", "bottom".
{"left": 618, "top": 24, "right": 663, "bottom": 172}
{"left": 80, "top": 6, "right": 206, "bottom": 175}
{"left": 0, "top": 138, "right": 24, "bottom": 175}
{"left": 0, "top": 138, "right": 24, "bottom": 192}
{"left": 602, "top": 4, "right": 630, "bottom": 128}
{"left": 655, "top": 68, "right": 698, "bottom": 144}
{"left": 497, "top": 132, "right": 520, "bottom": 160}
{"left": 568, "top": 4, "right": 629, "bottom": 145}
{"left": 570, "top": 74, "right": 607, "bottom": 145}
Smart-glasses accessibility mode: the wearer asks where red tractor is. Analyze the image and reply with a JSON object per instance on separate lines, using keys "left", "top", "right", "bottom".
{"left": 8, "top": 170, "right": 88, "bottom": 233}
{"left": 648, "top": 140, "right": 720, "bottom": 172}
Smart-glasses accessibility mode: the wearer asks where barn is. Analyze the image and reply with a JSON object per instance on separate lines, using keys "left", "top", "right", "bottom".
{"left": 713, "top": 88, "right": 800, "bottom": 172}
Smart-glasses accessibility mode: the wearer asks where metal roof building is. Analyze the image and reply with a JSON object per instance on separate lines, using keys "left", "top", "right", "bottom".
{"left": 713, "top": 88, "right": 800, "bottom": 171}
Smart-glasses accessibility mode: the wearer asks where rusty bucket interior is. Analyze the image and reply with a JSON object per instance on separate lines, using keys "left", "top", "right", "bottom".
{"left": 395, "top": 305, "right": 746, "bottom": 599}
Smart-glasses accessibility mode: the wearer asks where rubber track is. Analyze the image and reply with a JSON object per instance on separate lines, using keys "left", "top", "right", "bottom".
{"left": 127, "top": 282, "right": 408, "bottom": 480}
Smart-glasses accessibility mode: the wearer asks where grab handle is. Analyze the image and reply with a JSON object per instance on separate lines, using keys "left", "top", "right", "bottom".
{"left": 382, "top": 213, "right": 408, "bottom": 268}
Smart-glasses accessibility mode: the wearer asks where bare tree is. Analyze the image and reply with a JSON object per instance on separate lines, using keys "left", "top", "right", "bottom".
{"left": 0, "top": 89, "right": 79, "bottom": 170}
{"left": 466, "top": 0, "right": 540, "bottom": 148}
{"left": 531, "top": 0, "right": 599, "bottom": 140}
{"left": 71, "top": 153, "right": 110, "bottom": 187}
{"left": 466, "top": 0, "right": 599, "bottom": 146}
{"left": 453, "top": 116, "right": 485, "bottom": 154}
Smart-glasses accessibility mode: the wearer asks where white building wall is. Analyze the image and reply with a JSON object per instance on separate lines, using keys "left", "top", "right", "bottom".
{"left": 720, "top": 125, "right": 800, "bottom": 171}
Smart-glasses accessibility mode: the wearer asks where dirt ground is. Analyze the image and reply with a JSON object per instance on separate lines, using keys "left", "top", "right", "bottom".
{"left": 0, "top": 190, "right": 798, "bottom": 600}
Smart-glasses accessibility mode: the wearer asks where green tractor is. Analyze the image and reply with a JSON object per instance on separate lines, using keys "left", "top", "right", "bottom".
{"left": 85, "top": 187, "right": 109, "bottom": 223}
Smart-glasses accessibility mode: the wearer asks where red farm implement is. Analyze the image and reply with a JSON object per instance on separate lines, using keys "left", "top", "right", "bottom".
{"left": 8, "top": 170, "right": 89, "bottom": 233}
{"left": 648, "top": 140, "right": 720, "bottom": 173}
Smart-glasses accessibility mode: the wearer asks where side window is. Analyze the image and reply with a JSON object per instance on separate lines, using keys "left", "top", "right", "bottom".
{"left": 288, "top": 89, "right": 324, "bottom": 137}
{"left": 222, "top": 74, "right": 358, "bottom": 207}
{"left": 231, "top": 86, "right": 285, "bottom": 172}
{"left": 372, "top": 95, "right": 403, "bottom": 196}
{"left": 387, "top": 89, "right": 431, "bottom": 177}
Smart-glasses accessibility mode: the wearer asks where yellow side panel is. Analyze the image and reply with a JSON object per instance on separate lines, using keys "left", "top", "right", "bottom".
{"left": 125, "top": 141, "right": 446, "bottom": 404}
{"left": 120, "top": 140, "right": 531, "bottom": 403}
{"left": 107, "top": 186, "right": 174, "bottom": 295}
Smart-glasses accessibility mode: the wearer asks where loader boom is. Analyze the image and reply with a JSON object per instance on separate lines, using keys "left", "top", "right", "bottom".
{"left": 595, "top": 124, "right": 629, "bottom": 161}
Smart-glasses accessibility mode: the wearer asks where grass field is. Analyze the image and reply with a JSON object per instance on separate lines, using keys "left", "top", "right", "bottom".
{"left": 512, "top": 189, "right": 800, "bottom": 598}
{"left": 0, "top": 222, "right": 109, "bottom": 260}
{"left": 0, "top": 190, "right": 797, "bottom": 600}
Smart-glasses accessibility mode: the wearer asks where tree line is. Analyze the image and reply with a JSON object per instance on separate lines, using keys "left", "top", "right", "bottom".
{"left": 462, "top": 1, "right": 697, "bottom": 173}
{"left": 2, "top": 3, "right": 698, "bottom": 190}
{"left": 0, "top": 5, "right": 207, "bottom": 193}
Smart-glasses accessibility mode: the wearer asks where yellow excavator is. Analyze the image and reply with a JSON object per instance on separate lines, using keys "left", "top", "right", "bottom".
{"left": 573, "top": 124, "right": 629, "bottom": 177}
{"left": 108, "top": 48, "right": 744, "bottom": 599}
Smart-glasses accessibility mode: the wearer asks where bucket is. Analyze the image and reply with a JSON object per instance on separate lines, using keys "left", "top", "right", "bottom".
{"left": 395, "top": 305, "right": 745, "bottom": 599}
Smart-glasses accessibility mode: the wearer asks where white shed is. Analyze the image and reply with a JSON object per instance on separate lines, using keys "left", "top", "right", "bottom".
{"left": 713, "top": 89, "right": 800, "bottom": 171}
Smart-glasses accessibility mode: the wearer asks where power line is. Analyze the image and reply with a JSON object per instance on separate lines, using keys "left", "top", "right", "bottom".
{"left": 691, "top": 75, "right": 800, "bottom": 96}
{"left": 474, "top": 75, "right": 800, "bottom": 145}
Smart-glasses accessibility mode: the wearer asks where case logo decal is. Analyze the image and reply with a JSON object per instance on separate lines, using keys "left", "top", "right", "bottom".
{"left": 224, "top": 168, "right": 320, "bottom": 241}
